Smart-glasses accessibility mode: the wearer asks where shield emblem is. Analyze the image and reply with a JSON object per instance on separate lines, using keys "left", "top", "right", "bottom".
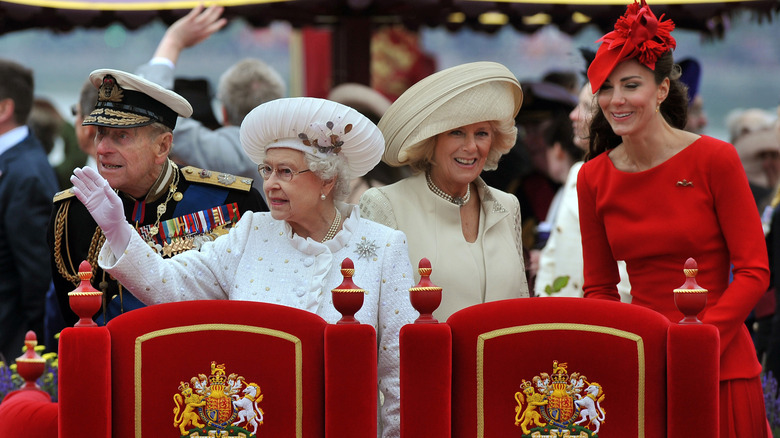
{"left": 205, "top": 394, "right": 233, "bottom": 424}
{"left": 545, "top": 392, "right": 575, "bottom": 423}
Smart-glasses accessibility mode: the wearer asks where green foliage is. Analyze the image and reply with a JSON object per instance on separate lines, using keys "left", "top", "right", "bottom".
{"left": 543, "top": 275, "right": 570, "bottom": 296}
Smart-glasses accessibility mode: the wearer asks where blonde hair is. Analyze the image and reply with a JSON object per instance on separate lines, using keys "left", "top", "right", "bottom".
{"left": 403, "top": 119, "right": 517, "bottom": 174}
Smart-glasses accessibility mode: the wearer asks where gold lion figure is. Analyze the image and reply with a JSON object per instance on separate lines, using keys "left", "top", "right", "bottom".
{"left": 514, "top": 381, "right": 548, "bottom": 434}
{"left": 173, "top": 383, "right": 207, "bottom": 435}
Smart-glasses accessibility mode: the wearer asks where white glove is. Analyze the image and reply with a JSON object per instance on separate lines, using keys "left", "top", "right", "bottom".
{"left": 71, "top": 166, "right": 133, "bottom": 256}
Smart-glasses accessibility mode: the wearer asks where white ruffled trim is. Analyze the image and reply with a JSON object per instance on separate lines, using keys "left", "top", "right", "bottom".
{"left": 285, "top": 203, "right": 358, "bottom": 254}
{"left": 281, "top": 204, "right": 359, "bottom": 309}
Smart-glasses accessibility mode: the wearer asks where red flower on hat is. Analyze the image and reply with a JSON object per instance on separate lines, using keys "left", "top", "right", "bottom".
{"left": 588, "top": 0, "right": 676, "bottom": 92}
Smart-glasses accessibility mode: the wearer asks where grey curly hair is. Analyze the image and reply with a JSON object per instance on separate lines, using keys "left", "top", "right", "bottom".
{"left": 304, "top": 152, "right": 351, "bottom": 201}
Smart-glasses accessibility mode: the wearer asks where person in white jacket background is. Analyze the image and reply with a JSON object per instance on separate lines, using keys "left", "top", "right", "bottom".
{"left": 534, "top": 81, "right": 631, "bottom": 301}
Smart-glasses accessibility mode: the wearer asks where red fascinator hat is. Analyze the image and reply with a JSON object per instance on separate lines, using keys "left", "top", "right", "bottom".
{"left": 587, "top": 0, "right": 676, "bottom": 93}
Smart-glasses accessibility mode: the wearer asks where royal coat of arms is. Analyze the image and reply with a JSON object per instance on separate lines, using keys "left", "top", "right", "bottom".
{"left": 514, "top": 360, "right": 606, "bottom": 438}
{"left": 173, "top": 361, "right": 264, "bottom": 437}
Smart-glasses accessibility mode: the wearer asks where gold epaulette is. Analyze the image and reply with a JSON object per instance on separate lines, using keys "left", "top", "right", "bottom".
{"left": 180, "top": 166, "right": 253, "bottom": 192}
{"left": 53, "top": 187, "right": 76, "bottom": 203}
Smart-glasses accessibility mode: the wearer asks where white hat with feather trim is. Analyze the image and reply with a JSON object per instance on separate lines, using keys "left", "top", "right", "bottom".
{"left": 240, "top": 97, "right": 385, "bottom": 178}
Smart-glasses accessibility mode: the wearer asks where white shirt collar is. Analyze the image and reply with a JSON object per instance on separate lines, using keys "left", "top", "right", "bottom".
{"left": 0, "top": 126, "right": 30, "bottom": 157}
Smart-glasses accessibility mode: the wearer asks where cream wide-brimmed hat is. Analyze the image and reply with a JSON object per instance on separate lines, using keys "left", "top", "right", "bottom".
{"left": 378, "top": 61, "right": 523, "bottom": 167}
{"left": 84, "top": 69, "right": 193, "bottom": 130}
{"left": 240, "top": 97, "right": 385, "bottom": 178}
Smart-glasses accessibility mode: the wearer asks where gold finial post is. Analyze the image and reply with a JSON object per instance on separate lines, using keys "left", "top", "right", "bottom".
{"left": 673, "top": 257, "right": 708, "bottom": 324}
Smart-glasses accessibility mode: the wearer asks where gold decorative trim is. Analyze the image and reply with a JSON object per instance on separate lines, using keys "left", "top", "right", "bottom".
{"left": 408, "top": 286, "right": 441, "bottom": 292}
{"left": 53, "top": 187, "right": 76, "bottom": 203}
{"left": 83, "top": 108, "right": 151, "bottom": 126}
{"left": 181, "top": 166, "right": 253, "bottom": 191}
{"left": 0, "top": 0, "right": 286, "bottom": 12}
{"left": 15, "top": 357, "right": 45, "bottom": 363}
{"left": 134, "top": 323, "right": 303, "bottom": 438}
{"left": 475, "top": 323, "right": 645, "bottom": 438}
{"left": 331, "top": 288, "right": 367, "bottom": 293}
{"left": 673, "top": 288, "right": 707, "bottom": 293}
{"left": 52, "top": 199, "right": 105, "bottom": 286}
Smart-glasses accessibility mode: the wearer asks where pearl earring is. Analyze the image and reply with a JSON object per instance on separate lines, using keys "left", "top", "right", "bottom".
{"left": 321, "top": 193, "right": 327, "bottom": 201}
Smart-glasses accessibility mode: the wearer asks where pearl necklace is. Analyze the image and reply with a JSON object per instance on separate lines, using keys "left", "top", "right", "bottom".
{"left": 321, "top": 207, "right": 342, "bottom": 242}
{"left": 426, "top": 172, "right": 470, "bottom": 207}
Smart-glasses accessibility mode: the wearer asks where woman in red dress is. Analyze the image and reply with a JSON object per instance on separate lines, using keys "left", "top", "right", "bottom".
{"left": 578, "top": 1, "right": 770, "bottom": 436}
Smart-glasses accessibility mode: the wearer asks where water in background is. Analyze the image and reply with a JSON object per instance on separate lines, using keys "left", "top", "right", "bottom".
{"left": 0, "top": 10, "right": 779, "bottom": 142}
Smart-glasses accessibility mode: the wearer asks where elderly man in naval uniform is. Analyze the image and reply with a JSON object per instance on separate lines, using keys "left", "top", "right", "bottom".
{"left": 48, "top": 69, "right": 266, "bottom": 326}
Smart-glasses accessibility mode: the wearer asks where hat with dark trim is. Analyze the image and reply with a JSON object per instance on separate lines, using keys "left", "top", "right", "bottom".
{"left": 83, "top": 69, "right": 193, "bottom": 130}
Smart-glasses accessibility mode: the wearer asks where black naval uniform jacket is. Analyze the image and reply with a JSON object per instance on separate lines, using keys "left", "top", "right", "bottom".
{"left": 48, "top": 163, "right": 267, "bottom": 327}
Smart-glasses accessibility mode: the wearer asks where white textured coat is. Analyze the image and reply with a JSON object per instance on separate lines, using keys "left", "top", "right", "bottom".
{"left": 98, "top": 205, "right": 416, "bottom": 438}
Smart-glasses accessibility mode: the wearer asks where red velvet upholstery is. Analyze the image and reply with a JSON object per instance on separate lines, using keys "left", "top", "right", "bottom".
{"left": 325, "top": 324, "right": 378, "bottom": 437}
{"left": 58, "top": 299, "right": 377, "bottom": 438}
{"left": 400, "top": 297, "right": 719, "bottom": 438}
{"left": 0, "top": 389, "right": 58, "bottom": 435}
{"left": 59, "top": 326, "right": 111, "bottom": 438}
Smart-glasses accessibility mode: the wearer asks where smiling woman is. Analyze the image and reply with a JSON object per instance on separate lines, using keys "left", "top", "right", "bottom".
{"left": 577, "top": 1, "right": 772, "bottom": 435}
{"left": 359, "top": 61, "right": 530, "bottom": 321}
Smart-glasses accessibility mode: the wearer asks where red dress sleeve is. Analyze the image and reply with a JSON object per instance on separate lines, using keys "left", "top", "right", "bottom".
{"left": 698, "top": 142, "right": 769, "bottom": 352}
{"left": 577, "top": 156, "right": 622, "bottom": 302}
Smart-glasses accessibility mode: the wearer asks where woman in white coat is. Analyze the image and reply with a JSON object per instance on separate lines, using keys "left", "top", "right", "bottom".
{"left": 70, "top": 97, "right": 416, "bottom": 438}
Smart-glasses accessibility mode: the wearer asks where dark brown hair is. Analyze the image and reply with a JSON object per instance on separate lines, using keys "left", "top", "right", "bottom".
{"left": 0, "top": 59, "right": 34, "bottom": 126}
{"left": 586, "top": 51, "right": 688, "bottom": 160}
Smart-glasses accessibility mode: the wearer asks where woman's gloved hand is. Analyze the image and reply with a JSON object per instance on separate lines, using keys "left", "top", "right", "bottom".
{"left": 71, "top": 166, "right": 133, "bottom": 255}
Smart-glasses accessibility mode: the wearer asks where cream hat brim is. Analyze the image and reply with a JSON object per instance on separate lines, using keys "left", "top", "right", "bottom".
{"left": 378, "top": 61, "right": 523, "bottom": 167}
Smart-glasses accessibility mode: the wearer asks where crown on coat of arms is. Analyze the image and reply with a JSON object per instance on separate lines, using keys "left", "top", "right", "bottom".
{"left": 550, "top": 360, "right": 569, "bottom": 384}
